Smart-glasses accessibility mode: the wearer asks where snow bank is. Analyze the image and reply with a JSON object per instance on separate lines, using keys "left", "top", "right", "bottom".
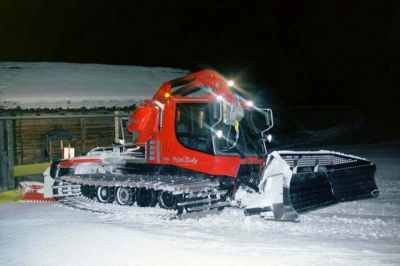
{"left": 0, "top": 62, "right": 188, "bottom": 109}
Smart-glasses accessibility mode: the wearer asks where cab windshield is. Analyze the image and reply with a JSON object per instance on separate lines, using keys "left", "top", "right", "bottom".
{"left": 175, "top": 102, "right": 268, "bottom": 156}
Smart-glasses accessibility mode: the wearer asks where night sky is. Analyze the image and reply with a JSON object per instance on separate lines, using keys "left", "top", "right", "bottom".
{"left": 1, "top": 0, "right": 399, "bottom": 115}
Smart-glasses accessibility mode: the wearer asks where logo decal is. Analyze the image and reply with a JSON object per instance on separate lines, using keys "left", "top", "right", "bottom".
{"left": 172, "top": 156, "right": 199, "bottom": 165}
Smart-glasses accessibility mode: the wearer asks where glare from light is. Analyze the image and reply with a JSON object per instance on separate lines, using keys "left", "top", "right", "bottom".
{"left": 267, "top": 134, "right": 272, "bottom": 143}
{"left": 216, "top": 130, "right": 223, "bottom": 138}
{"left": 227, "top": 80, "right": 235, "bottom": 87}
{"left": 246, "top": 100, "right": 254, "bottom": 107}
{"left": 164, "top": 92, "right": 171, "bottom": 98}
{"left": 216, "top": 95, "right": 223, "bottom": 101}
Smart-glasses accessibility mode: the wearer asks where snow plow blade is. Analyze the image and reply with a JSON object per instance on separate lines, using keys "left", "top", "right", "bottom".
{"left": 245, "top": 151, "right": 379, "bottom": 221}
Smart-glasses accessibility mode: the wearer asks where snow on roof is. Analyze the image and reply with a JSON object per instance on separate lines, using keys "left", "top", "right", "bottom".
{"left": 0, "top": 62, "right": 188, "bottom": 109}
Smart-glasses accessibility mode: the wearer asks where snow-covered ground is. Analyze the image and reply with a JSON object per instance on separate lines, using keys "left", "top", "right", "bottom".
{"left": 0, "top": 62, "right": 187, "bottom": 109}
{"left": 1, "top": 143, "right": 399, "bottom": 266}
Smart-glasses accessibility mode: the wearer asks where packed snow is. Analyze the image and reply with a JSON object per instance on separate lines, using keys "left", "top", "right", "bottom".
{"left": 0, "top": 143, "right": 399, "bottom": 265}
{"left": 0, "top": 62, "right": 187, "bottom": 109}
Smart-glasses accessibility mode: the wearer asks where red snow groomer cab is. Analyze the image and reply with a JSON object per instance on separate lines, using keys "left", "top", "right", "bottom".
{"left": 52, "top": 69, "right": 379, "bottom": 221}
{"left": 128, "top": 69, "right": 271, "bottom": 183}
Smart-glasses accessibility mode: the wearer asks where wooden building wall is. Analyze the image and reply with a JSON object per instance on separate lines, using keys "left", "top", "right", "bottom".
{"left": 13, "top": 114, "right": 117, "bottom": 165}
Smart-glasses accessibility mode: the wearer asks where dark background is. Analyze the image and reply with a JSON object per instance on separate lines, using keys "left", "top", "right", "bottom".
{"left": 1, "top": 0, "right": 399, "bottom": 144}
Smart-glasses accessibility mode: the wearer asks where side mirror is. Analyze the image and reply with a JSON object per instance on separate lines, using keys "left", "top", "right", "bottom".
{"left": 249, "top": 108, "right": 273, "bottom": 133}
{"left": 120, "top": 117, "right": 129, "bottom": 141}
{"left": 265, "top": 109, "right": 273, "bottom": 129}
{"left": 121, "top": 118, "right": 129, "bottom": 128}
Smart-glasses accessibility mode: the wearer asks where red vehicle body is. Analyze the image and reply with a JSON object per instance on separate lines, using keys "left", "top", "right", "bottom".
{"left": 127, "top": 69, "right": 268, "bottom": 179}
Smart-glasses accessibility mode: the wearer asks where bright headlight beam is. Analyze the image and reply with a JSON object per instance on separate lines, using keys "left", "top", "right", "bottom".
{"left": 227, "top": 80, "right": 234, "bottom": 87}
{"left": 267, "top": 134, "right": 272, "bottom": 143}
{"left": 216, "top": 130, "right": 223, "bottom": 138}
{"left": 216, "top": 95, "right": 223, "bottom": 101}
{"left": 246, "top": 100, "right": 254, "bottom": 107}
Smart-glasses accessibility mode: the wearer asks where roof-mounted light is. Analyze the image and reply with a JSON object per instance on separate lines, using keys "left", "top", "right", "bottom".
{"left": 164, "top": 92, "right": 171, "bottom": 99}
{"left": 227, "top": 80, "right": 235, "bottom": 87}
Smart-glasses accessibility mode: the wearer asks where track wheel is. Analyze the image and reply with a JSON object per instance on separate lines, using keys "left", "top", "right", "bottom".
{"left": 96, "top": 186, "right": 115, "bottom": 203}
{"left": 116, "top": 187, "right": 134, "bottom": 206}
{"left": 158, "top": 191, "right": 177, "bottom": 209}
{"left": 136, "top": 188, "right": 157, "bottom": 207}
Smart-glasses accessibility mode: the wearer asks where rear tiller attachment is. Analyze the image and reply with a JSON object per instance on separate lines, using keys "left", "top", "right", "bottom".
{"left": 245, "top": 151, "right": 379, "bottom": 221}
